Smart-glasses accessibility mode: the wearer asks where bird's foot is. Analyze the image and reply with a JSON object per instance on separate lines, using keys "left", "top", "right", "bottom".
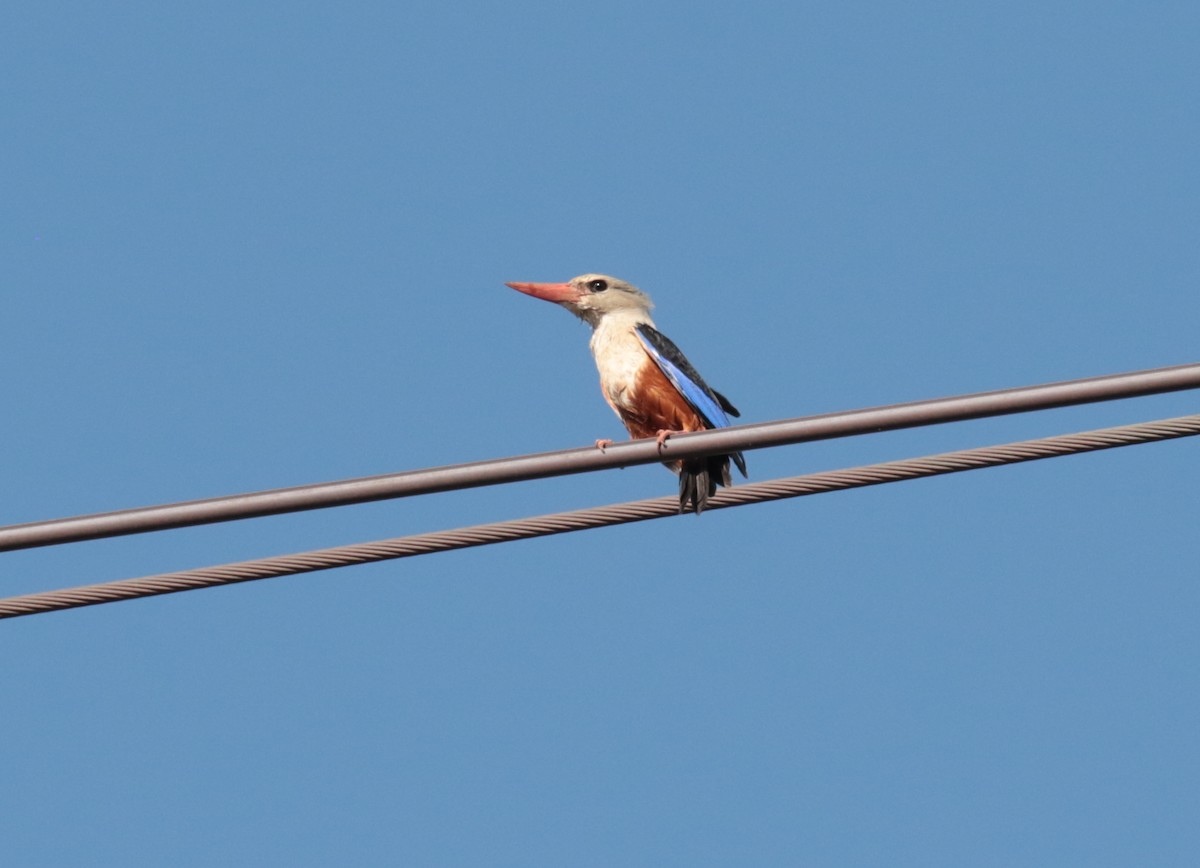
{"left": 654, "top": 429, "right": 678, "bottom": 451}
{"left": 594, "top": 438, "right": 614, "bottom": 451}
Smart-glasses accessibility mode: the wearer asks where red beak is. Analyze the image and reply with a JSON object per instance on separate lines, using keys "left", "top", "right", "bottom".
{"left": 505, "top": 281, "right": 582, "bottom": 304}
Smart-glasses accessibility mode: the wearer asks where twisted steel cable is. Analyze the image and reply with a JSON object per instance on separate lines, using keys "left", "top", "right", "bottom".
{"left": 2, "top": 361, "right": 1199, "bottom": 552}
{"left": 2, "top": 413, "right": 1197, "bottom": 620}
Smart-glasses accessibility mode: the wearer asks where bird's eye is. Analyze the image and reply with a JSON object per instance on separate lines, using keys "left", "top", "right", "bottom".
{"left": 588, "top": 279, "right": 608, "bottom": 292}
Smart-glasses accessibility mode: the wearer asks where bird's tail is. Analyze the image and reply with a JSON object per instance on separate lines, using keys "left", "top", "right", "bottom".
{"left": 678, "top": 452, "right": 744, "bottom": 515}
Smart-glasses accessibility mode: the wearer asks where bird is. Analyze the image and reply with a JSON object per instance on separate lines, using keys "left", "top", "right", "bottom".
{"left": 506, "top": 273, "right": 746, "bottom": 514}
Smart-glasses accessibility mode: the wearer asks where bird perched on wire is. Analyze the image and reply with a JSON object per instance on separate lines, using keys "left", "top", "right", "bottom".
{"left": 506, "top": 273, "right": 746, "bottom": 514}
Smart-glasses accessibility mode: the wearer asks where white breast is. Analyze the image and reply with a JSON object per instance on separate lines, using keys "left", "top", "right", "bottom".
{"left": 589, "top": 313, "right": 655, "bottom": 415}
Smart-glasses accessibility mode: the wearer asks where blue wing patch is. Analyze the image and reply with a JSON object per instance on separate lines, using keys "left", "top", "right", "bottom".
{"left": 634, "top": 324, "right": 733, "bottom": 429}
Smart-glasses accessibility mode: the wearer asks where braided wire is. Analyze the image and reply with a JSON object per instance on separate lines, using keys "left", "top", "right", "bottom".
{"left": 3, "top": 414, "right": 1198, "bottom": 620}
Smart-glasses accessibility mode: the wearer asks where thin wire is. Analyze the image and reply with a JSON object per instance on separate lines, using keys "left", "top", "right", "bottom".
{"left": 3, "top": 413, "right": 1196, "bottom": 620}
{"left": 2, "top": 361, "right": 1199, "bottom": 552}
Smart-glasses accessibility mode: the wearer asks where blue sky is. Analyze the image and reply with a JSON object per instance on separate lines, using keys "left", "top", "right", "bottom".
{"left": 3, "top": 2, "right": 1199, "bottom": 864}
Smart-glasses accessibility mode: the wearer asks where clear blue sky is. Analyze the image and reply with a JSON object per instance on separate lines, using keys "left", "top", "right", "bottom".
{"left": 4, "top": 2, "right": 1199, "bottom": 864}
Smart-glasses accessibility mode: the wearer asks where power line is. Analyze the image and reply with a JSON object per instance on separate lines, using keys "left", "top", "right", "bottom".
{"left": 2, "top": 361, "right": 1199, "bottom": 553}
{"left": 3, "top": 413, "right": 1196, "bottom": 620}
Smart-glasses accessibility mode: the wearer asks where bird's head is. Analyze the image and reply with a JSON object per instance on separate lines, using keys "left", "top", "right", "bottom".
{"left": 506, "top": 273, "right": 653, "bottom": 327}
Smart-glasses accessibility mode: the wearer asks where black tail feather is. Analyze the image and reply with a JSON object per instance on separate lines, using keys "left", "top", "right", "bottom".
{"left": 678, "top": 453, "right": 743, "bottom": 514}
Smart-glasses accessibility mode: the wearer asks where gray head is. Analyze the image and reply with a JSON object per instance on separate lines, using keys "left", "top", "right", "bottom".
{"left": 506, "top": 273, "right": 654, "bottom": 326}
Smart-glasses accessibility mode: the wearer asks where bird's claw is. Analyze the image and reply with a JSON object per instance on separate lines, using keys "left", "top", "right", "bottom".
{"left": 654, "top": 429, "right": 675, "bottom": 451}
{"left": 594, "top": 438, "right": 614, "bottom": 452}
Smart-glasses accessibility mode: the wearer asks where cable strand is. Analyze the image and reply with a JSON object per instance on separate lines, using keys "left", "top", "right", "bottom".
{"left": 2, "top": 413, "right": 1196, "bottom": 620}
{"left": 2, "top": 360, "right": 1199, "bottom": 552}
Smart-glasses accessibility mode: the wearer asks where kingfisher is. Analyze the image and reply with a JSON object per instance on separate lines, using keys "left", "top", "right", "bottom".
{"left": 506, "top": 273, "right": 746, "bottom": 514}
